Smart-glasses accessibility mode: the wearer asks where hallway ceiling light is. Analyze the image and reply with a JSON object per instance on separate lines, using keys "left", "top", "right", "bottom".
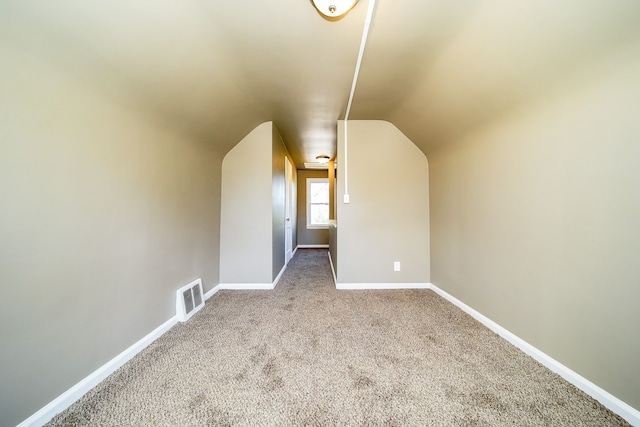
{"left": 310, "top": 0, "right": 359, "bottom": 18}
{"left": 316, "top": 155, "right": 331, "bottom": 164}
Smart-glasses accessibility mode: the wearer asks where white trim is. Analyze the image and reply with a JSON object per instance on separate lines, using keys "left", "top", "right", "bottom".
{"left": 204, "top": 285, "right": 221, "bottom": 301}
{"left": 292, "top": 246, "right": 298, "bottom": 257}
{"left": 306, "top": 177, "right": 329, "bottom": 228}
{"left": 18, "top": 272, "right": 292, "bottom": 426}
{"left": 298, "top": 244, "right": 329, "bottom": 248}
{"left": 327, "top": 254, "right": 429, "bottom": 291}
{"left": 336, "top": 282, "right": 429, "bottom": 290}
{"left": 17, "top": 317, "right": 178, "bottom": 427}
{"left": 218, "top": 283, "right": 274, "bottom": 290}
{"left": 428, "top": 283, "right": 640, "bottom": 426}
{"left": 328, "top": 251, "right": 337, "bottom": 285}
{"left": 342, "top": 0, "right": 377, "bottom": 199}
{"left": 272, "top": 264, "right": 286, "bottom": 288}
{"left": 284, "top": 155, "right": 294, "bottom": 266}
{"left": 20, "top": 276, "right": 639, "bottom": 427}
{"left": 216, "top": 262, "right": 288, "bottom": 291}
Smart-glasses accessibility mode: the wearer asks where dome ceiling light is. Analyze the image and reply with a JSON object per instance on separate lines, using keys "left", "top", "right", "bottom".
{"left": 316, "top": 154, "right": 331, "bottom": 164}
{"left": 310, "top": 0, "right": 359, "bottom": 18}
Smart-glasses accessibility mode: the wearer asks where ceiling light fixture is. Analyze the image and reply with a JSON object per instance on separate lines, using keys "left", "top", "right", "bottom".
{"left": 310, "top": 0, "right": 359, "bottom": 18}
{"left": 316, "top": 154, "right": 331, "bottom": 164}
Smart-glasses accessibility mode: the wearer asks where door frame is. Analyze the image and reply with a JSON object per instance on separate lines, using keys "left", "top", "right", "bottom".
{"left": 284, "top": 156, "right": 294, "bottom": 264}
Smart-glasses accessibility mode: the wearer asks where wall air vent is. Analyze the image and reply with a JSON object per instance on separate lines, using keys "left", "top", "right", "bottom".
{"left": 304, "top": 162, "right": 328, "bottom": 169}
{"left": 176, "top": 278, "right": 204, "bottom": 322}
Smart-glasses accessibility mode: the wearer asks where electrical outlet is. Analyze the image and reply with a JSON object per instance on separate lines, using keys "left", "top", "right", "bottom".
{"left": 344, "top": 194, "right": 350, "bottom": 204}
{"left": 394, "top": 261, "right": 401, "bottom": 271}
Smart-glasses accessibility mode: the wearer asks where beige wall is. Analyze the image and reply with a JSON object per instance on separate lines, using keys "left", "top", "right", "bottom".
{"left": 336, "top": 120, "right": 430, "bottom": 284}
{"left": 428, "top": 46, "right": 640, "bottom": 409}
{"left": 220, "top": 122, "right": 295, "bottom": 284}
{"left": 220, "top": 123, "right": 273, "bottom": 284}
{"left": 297, "top": 170, "right": 330, "bottom": 246}
{"left": 0, "top": 40, "right": 222, "bottom": 426}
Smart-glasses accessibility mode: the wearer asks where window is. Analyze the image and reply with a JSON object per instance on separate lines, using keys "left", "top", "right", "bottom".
{"left": 307, "top": 178, "right": 329, "bottom": 228}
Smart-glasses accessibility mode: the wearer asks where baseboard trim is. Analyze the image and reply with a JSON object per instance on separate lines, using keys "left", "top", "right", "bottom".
{"left": 428, "top": 283, "right": 640, "bottom": 426}
{"left": 219, "top": 263, "right": 289, "bottom": 291}
{"left": 336, "top": 282, "right": 429, "bottom": 290}
{"left": 328, "top": 251, "right": 337, "bottom": 285}
{"left": 219, "top": 283, "right": 274, "bottom": 290}
{"left": 273, "top": 264, "right": 286, "bottom": 288}
{"left": 24, "top": 279, "right": 637, "bottom": 427}
{"left": 327, "top": 255, "right": 428, "bottom": 290}
{"left": 297, "top": 244, "right": 329, "bottom": 248}
{"left": 204, "top": 285, "right": 221, "bottom": 300}
{"left": 17, "top": 316, "right": 178, "bottom": 427}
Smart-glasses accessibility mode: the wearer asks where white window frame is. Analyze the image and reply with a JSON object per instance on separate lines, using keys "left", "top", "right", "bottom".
{"left": 306, "top": 177, "right": 329, "bottom": 229}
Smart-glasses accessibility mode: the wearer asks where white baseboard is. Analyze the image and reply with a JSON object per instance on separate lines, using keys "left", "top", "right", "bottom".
{"left": 297, "top": 244, "right": 329, "bottom": 248}
{"left": 219, "top": 263, "right": 288, "bottom": 291}
{"left": 204, "top": 285, "right": 221, "bottom": 300}
{"left": 19, "top": 276, "right": 271, "bottom": 426}
{"left": 428, "top": 283, "right": 640, "bottom": 426}
{"left": 272, "top": 264, "right": 286, "bottom": 288}
{"left": 327, "top": 252, "right": 428, "bottom": 291}
{"left": 219, "top": 283, "right": 274, "bottom": 290}
{"left": 18, "top": 316, "right": 178, "bottom": 427}
{"left": 23, "top": 278, "right": 638, "bottom": 427}
{"left": 292, "top": 246, "right": 298, "bottom": 257}
{"left": 336, "top": 282, "right": 429, "bottom": 290}
{"left": 328, "top": 251, "right": 337, "bottom": 285}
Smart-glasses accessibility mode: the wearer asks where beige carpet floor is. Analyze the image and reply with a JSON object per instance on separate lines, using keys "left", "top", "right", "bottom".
{"left": 47, "top": 249, "right": 629, "bottom": 426}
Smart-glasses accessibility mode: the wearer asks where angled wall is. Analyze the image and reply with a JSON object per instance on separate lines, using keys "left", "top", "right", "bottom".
{"left": 429, "top": 47, "right": 640, "bottom": 409}
{"left": 0, "top": 39, "right": 222, "bottom": 426}
{"left": 220, "top": 123, "right": 273, "bottom": 284}
{"left": 220, "top": 122, "right": 296, "bottom": 285}
{"left": 336, "top": 120, "right": 430, "bottom": 285}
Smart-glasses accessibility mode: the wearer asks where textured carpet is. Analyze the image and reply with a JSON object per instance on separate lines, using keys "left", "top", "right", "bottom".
{"left": 47, "top": 249, "right": 628, "bottom": 426}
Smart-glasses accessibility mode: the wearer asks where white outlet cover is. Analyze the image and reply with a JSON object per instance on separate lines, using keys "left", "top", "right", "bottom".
{"left": 394, "top": 261, "right": 401, "bottom": 271}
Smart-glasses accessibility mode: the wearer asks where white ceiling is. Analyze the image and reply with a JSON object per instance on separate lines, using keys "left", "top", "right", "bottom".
{"left": 2, "top": 0, "right": 639, "bottom": 168}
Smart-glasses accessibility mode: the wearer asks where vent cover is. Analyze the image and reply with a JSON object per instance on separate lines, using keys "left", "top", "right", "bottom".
{"left": 176, "top": 278, "right": 204, "bottom": 322}
{"left": 304, "top": 162, "right": 329, "bottom": 169}
{"left": 303, "top": 162, "right": 338, "bottom": 170}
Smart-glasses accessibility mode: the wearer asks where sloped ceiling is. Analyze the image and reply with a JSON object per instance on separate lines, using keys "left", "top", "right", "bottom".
{"left": 2, "top": 0, "right": 639, "bottom": 168}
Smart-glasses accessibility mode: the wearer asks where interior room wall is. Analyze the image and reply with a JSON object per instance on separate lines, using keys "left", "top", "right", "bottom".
{"left": 336, "top": 120, "right": 430, "bottom": 284}
{"left": 297, "top": 169, "right": 330, "bottom": 247}
{"left": 0, "top": 40, "right": 223, "bottom": 426}
{"left": 220, "top": 122, "right": 273, "bottom": 284}
{"left": 428, "top": 46, "right": 640, "bottom": 409}
{"left": 220, "top": 122, "right": 295, "bottom": 285}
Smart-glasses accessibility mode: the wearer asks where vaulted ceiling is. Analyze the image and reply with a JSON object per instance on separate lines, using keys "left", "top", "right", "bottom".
{"left": 2, "top": 0, "right": 639, "bottom": 168}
